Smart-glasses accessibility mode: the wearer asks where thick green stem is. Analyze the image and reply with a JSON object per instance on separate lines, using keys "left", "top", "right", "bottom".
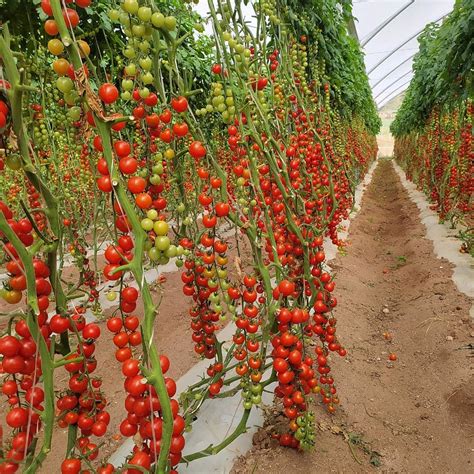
{"left": 181, "top": 409, "right": 251, "bottom": 463}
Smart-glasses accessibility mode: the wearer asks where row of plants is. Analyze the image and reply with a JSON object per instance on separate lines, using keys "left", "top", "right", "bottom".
{"left": 391, "top": 0, "right": 473, "bottom": 239}
{"left": 0, "top": 0, "right": 379, "bottom": 473}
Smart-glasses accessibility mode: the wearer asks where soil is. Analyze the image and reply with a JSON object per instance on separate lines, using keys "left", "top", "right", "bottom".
{"left": 231, "top": 159, "right": 474, "bottom": 474}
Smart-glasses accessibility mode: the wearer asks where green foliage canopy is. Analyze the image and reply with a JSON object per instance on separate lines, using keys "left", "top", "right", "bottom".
{"left": 391, "top": 0, "right": 474, "bottom": 137}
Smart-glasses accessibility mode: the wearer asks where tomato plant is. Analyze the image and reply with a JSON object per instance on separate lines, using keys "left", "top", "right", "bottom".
{"left": 0, "top": 0, "right": 380, "bottom": 472}
{"left": 392, "top": 0, "right": 473, "bottom": 235}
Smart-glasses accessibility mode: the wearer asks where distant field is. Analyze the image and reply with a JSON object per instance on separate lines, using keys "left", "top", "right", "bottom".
{"left": 376, "top": 92, "right": 404, "bottom": 157}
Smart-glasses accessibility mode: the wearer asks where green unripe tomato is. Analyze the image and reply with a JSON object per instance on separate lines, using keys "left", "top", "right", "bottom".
{"left": 243, "top": 401, "right": 252, "bottom": 410}
{"left": 217, "top": 268, "right": 228, "bottom": 279}
{"left": 106, "top": 291, "right": 117, "bottom": 302}
{"left": 67, "top": 106, "right": 81, "bottom": 121}
{"left": 122, "top": 78, "right": 134, "bottom": 91}
{"left": 141, "top": 218, "right": 154, "bottom": 231}
{"left": 151, "top": 12, "right": 165, "bottom": 28}
{"left": 149, "top": 174, "right": 161, "bottom": 185}
{"left": 251, "top": 394, "right": 262, "bottom": 404}
{"left": 164, "top": 16, "right": 177, "bottom": 31}
{"left": 139, "top": 40, "right": 151, "bottom": 53}
{"left": 251, "top": 384, "right": 262, "bottom": 394}
{"left": 137, "top": 6, "right": 152, "bottom": 22}
{"left": 146, "top": 209, "right": 158, "bottom": 220}
{"left": 56, "top": 77, "right": 73, "bottom": 93}
{"left": 139, "top": 87, "right": 150, "bottom": 98}
{"left": 6, "top": 155, "right": 22, "bottom": 170}
{"left": 295, "top": 428, "right": 305, "bottom": 441}
{"left": 64, "top": 91, "right": 79, "bottom": 105}
{"left": 165, "top": 245, "right": 177, "bottom": 258}
{"left": 176, "top": 245, "right": 184, "bottom": 256}
{"left": 153, "top": 220, "right": 168, "bottom": 236}
{"left": 119, "top": 12, "right": 131, "bottom": 26}
{"left": 141, "top": 72, "right": 154, "bottom": 85}
{"left": 122, "top": 0, "right": 139, "bottom": 15}
{"left": 152, "top": 163, "right": 164, "bottom": 175}
{"left": 132, "top": 24, "right": 146, "bottom": 37}
{"left": 124, "top": 63, "right": 137, "bottom": 75}
{"left": 148, "top": 247, "right": 160, "bottom": 262}
{"left": 123, "top": 46, "right": 136, "bottom": 59}
{"left": 108, "top": 9, "right": 120, "bottom": 22}
{"left": 175, "top": 258, "right": 184, "bottom": 268}
{"left": 155, "top": 236, "right": 171, "bottom": 251}
{"left": 139, "top": 57, "right": 152, "bottom": 71}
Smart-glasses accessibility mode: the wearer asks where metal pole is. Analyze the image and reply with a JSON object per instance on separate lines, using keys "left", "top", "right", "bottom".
{"left": 370, "top": 52, "right": 416, "bottom": 89}
{"left": 368, "top": 12, "right": 448, "bottom": 75}
{"left": 377, "top": 79, "right": 413, "bottom": 110}
{"left": 374, "top": 70, "right": 413, "bottom": 100}
{"left": 361, "top": 0, "right": 415, "bottom": 47}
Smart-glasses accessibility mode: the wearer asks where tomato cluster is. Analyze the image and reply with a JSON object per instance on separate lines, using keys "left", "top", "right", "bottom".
{"left": 1, "top": 202, "right": 52, "bottom": 310}
{"left": 394, "top": 99, "right": 473, "bottom": 224}
{"left": 111, "top": 345, "right": 184, "bottom": 473}
{"left": 0, "top": 97, "right": 10, "bottom": 168}
{"left": 180, "top": 236, "right": 225, "bottom": 361}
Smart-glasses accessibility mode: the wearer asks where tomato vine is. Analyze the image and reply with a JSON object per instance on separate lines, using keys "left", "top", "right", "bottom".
{"left": 0, "top": 0, "right": 379, "bottom": 472}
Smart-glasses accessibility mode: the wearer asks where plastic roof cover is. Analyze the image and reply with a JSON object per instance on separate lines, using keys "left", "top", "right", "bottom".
{"left": 353, "top": 0, "right": 455, "bottom": 109}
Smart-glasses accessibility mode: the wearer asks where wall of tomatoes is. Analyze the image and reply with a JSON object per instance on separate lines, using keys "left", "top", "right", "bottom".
{"left": 0, "top": 1, "right": 379, "bottom": 473}
{"left": 392, "top": 0, "right": 473, "bottom": 229}
{"left": 393, "top": 102, "right": 473, "bottom": 224}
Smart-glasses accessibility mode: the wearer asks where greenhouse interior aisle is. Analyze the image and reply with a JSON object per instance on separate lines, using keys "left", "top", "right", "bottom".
{"left": 232, "top": 158, "right": 474, "bottom": 473}
{"left": 0, "top": 0, "right": 471, "bottom": 472}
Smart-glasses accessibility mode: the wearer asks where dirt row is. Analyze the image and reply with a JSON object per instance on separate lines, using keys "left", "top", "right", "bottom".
{"left": 232, "top": 158, "right": 474, "bottom": 474}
